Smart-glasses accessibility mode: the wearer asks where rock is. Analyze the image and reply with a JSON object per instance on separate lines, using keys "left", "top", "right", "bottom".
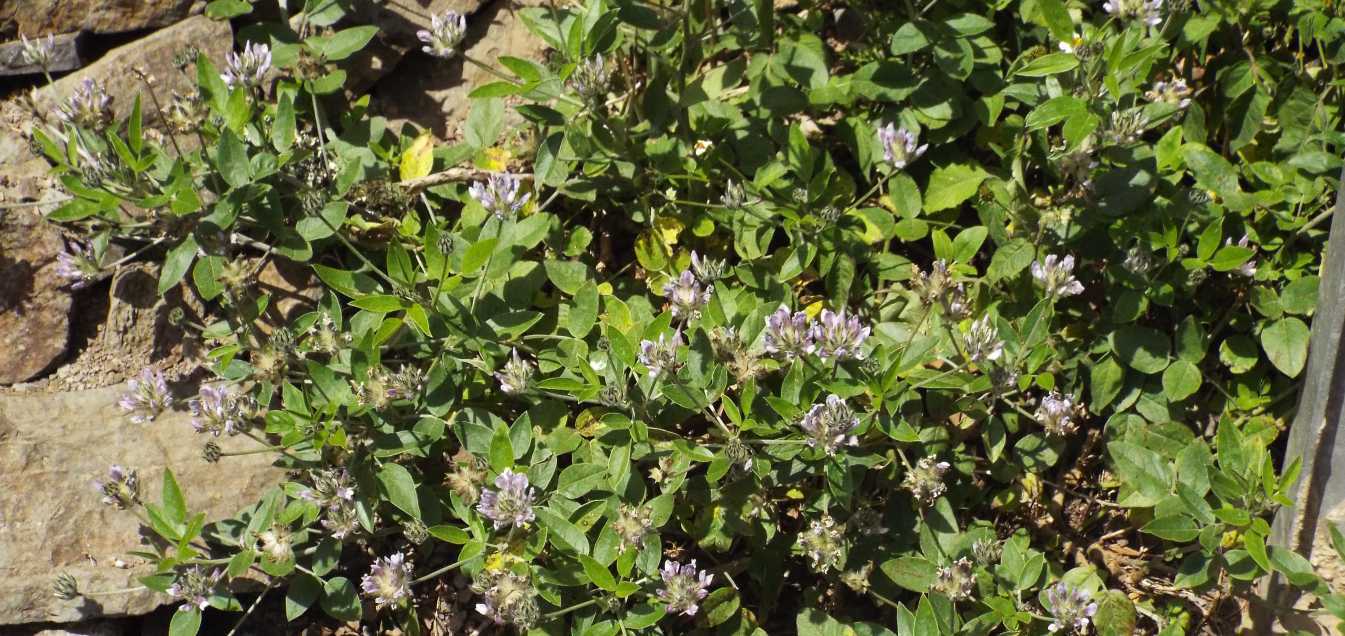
{"left": 371, "top": 0, "right": 548, "bottom": 140}
{"left": 257, "top": 257, "right": 322, "bottom": 333}
{"left": 374, "top": 0, "right": 489, "bottom": 45}
{"left": 0, "top": 31, "right": 81, "bottom": 76}
{"left": 0, "top": 210, "right": 73, "bottom": 385}
{"left": 0, "top": 1, "right": 199, "bottom": 41}
{"left": 0, "top": 385, "right": 285, "bottom": 625}
{"left": 26, "top": 620, "right": 126, "bottom": 635}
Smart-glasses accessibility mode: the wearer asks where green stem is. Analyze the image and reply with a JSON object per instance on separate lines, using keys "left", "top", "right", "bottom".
{"left": 410, "top": 553, "right": 480, "bottom": 586}
{"left": 544, "top": 597, "right": 602, "bottom": 620}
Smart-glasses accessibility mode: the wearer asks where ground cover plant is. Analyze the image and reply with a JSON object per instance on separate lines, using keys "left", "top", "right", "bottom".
{"left": 22, "top": 0, "right": 1345, "bottom": 633}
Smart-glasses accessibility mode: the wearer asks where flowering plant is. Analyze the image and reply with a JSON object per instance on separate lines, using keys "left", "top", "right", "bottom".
{"left": 28, "top": 0, "right": 1344, "bottom": 633}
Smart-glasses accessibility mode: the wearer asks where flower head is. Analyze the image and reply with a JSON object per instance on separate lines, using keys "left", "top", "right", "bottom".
{"left": 1147, "top": 79, "right": 1192, "bottom": 108}
{"left": 19, "top": 33, "right": 56, "bottom": 69}
{"left": 469, "top": 172, "right": 531, "bottom": 219}
{"left": 1045, "top": 582, "right": 1099, "bottom": 634}
{"left": 167, "top": 567, "right": 222, "bottom": 612}
{"left": 418, "top": 11, "right": 468, "bottom": 58}
{"left": 613, "top": 504, "right": 654, "bottom": 552}
{"left": 877, "top": 123, "right": 929, "bottom": 170}
{"left": 1102, "top": 0, "right": 1164, "bottom": 27}
{"left": 188, "top": 385, "right": 249, "bottom": 436}
{"left": 964, "top": 315, "right": 1004, "bottom": 365}
{"left": 721, "top": 179, "right": 747, "bottom": 208}
{"left": 473, "top": 568, "right": 540, "bottom": 628}
{"left": 92, "top": 465, "right": 140, "bottom": 509}
{"left": 799, "top": 394, "right": 860, "bottom": 455}
{"left": 299, "top": 469, "right": 356, "bottom": 508}
{"left": 689, "top": 251, "right": 728, "bottom": 282}
{"left": 658, "top": 559, "right": 714, "bottom": 616}
{"left": 935, "top": 558, "right": 976, "bottom": 600}
{"left": 638, "top": 330, "right": 682, "bottom": 378}
{"left": 119, "top": 368, "right": 172, "bottom": 424}
{"left": 662, "top": 270, "right": 713, "bottom": 319}
{"left": 257, "top": 524, "right": 293, "bottom": 563}
{"left": 478, "top": 469, "right": 536, "bottom": 530}
{"left": 220, "top": 41, "right": 271, "bottom": 89}
{"left": 57, "top": 79, "right": 113, "bottom": 130}
{"left": 495, "top": 348, "right": 534, "bottom": 395}
{"left": 798, "top": 514, "right": 846, "bottom": 573}
{"left": 764, "top": 308, "right": 815, "bottom": 359}
{"left": 1031, "top": 254, "right": 1085, "bottom": 298}
{"left": 810, "top": 309, "right": 870, "bottom": 361}
{"left": 1227, "top": 234, "right": 1258, "bottom": 278}
{"left": 1036, "top": 391, "right": 1080, "bottom": 437}
{"left": 54, "top": 240, "right": 100, "bottom": 289}
{"left": 903, "top": 457, "right": 952, "bottom": 505}
{"left": 361, "top": 552, "right": 413, "bottom": 610}
{"left": 569, "top": 54, "right": 609, "bottom": 101}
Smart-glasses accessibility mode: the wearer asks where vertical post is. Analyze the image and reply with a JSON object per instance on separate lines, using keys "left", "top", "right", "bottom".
{"left": 1264, "top": 165, "right": 1345, "bottom": 616}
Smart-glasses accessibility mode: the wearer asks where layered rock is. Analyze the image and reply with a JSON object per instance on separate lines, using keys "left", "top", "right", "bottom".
{"left": 0, "top": 1, "right": 199, "bottom": 41}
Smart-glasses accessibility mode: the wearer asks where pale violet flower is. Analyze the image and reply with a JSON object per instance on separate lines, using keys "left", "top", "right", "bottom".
{"left": 689, "top": 251, "right": 728, "bottom": 282}
{"left": 1102, "top": 0, "right": 1163, "bottom": 27}
{"left": 877, "top": 123, "right": 928, "bottom": 169}
{"left": 417, "top": 11, "right": 467, "bottom": 58}
{"left": 220, "top": 41, "right": 271, "bottom": 89}
{"left": 494, "top": 348, "right": 534, "bottom": 395}
{"left": 799, "top": 394, "right": 860, "bottom": 455}
{"left": 19, "top": 33, "right": 56, "bottom": 69}
{"left": 810, "top": 309, "right": 870, "bottom": 361}
{"left": 119, "top": 368, "right": 172, "bottom": 424}
{"left": 1036, "top": 391, "right": 1079, "bottom": 437}
{"left": 57, "top": 78, "right": 113, "bottom": 130}
{"left": 469, "top": 173, "right": 531, "bottom": 219}
{"left": 54, "top": 240, "right": 100, "bottom": 289}
{"left": 93, "top": 465, "right": 140, "bottom": 509}
{"left": 903, "top": 457, "right": 952, "bottom": 505}
{"left": 360, "top": 552, "right": 413, "bottom": 610}
{"left": 1147, "top": 79, "right": 1192, "bottom": 109}
{"left": 662, "top": 270, "right": 712, "bottom": 319}
{"left": 1031, "top": 254, "right": 1085, "bottom": 298}
{"left": 569, "top": 54, "right": 609, "bottom": 101}
{"left": 763, "top": 308, "right": 815, "bottom": 360}
{"left": 167, "top": 567, "right": 222, "bottom": 612}
{"left": 638, "top": 331, "right": 682, "bottom": 378}
{"left": 658, "top": 559, "right": 714, "bottom": 616}
{"left": 1227, "top": 234, "right": 1258, "bottom": 278}
{"left": 477, "top": 469, "right": 536, "bottom": 530}
{"left": 1045, "top": 582, "right": 1099, "bottom": 634}
{"left": 188, "top": 386, "right": 247, "bottom": 436}
{"left": 963, "top": 315, "right": 1004, "bottom": 364}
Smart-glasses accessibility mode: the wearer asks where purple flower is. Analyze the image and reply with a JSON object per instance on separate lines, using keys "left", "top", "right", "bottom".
{"left": 1148, "top": 79, "right": 1192, "bottom": 109}
{"left": 662, "top": 270, "right": 712, "bottom": 319}
{"left": 220, "top": 41, "right": 271, "bottom": 89}
{"left": 19, "top": 33, "right": 55, "bottom": 69}
{"left": 877, "top": 123, "right": 928, "bottom": 170}
{"left": 472, "top": 570, "right": 539, "bottom": 627}
{"left": 1102, "top": 0, "right": 1163, "bottom": 27}
{"left": 188, "top": 385, "right": 246, "bottom": 436}
{"left": 763, "top": 307, "right": 814, "bottom": 359}
{"left": 119, "top": 368, "right": 172, "bottom": 424}
{"left": 809, "top": 309, "right": 870, "bottom": 361}
{"left": 1045, "top": 582, "right": 1099, "bottom": 634}
{"left": 1036, "top": 391, "right": 1079, "bottom": 437}
{"left": 57, "top": 79, "right": 113, "bottom": 130}
{"left": 477, "top": 469, "right": 536, "bottom": 530}
{"left": 417, "top": 11, "right": 467, "bottom": 58}
{"left": 1031, "top": 254, "right": 1085, "bottom": 298}
{"left": 638, "top": 330, "right": 682, "bottom": 378}
{"left": 903, "top": 457, "right": 952, "bottom": 505}
{"left": 569, "top": 54, "right": 609, "bottom": 101}
{"left": 92, "top": 465, "right": 140, "bottom": 509}
{"left": 658, "top": 559, "right": 714, "bottom": 616}
{"left": 494, "top": 348, "right": 534, "bottom": 395}
{"left": 469, "top": 173, "right": 530, "bottom": 219}
{"left": 167, "top": 567, "right": 222, "bottom": 612}
{"left": 799, "top": 394, "right": 860, "bottom": 455}
{"left": 361, "top": 552, "right": 413, "bottom": 610}
{"left": 964, "top": 315, "right": 1004, "bottom": 364}
{"left": 54, "top": 240, "right": 99, "bottom": 289}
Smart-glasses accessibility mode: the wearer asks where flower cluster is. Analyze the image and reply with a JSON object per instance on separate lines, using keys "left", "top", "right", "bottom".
{"left": 474, "top": 568, "right": 540, "bottom": 628}
{"left": 188, "top": 385, "right": 250, "bottom": 436}
{"left": 54, "top": 240, "right": 100, "bottom": 289}
{"left": 1147, "top": 79, "right": 1192, "bottom": 108}
{"left": 57, "top": 79, "right": 113, "bottom": 130}
{"left": 256, "top": 524, "right": 294, "bottom": 563}
{"left": 638, "top": 330, "right": 682, "bottom": 378}
{"left": 19, "top": 34, "right": 56, "bottom": 69}
{"left": 92, "top": 465, "right": 140, "bottom": 509}
{"left": 569, "top": 54, "right": 610, "bottom": 102}
{"left": 689, "top": 251, "right": 728, "bottom": 282}
{"left": 118, "top": 368, "right": 172, "bottom": 424}
{"left": 963, "top": 315, "right": 1004, "bottom": 364}
{"left": 763, "top": 308, "right": 814, "bottom": 359}
{"left": 300, "top": 470, "right": 360, "bottom": 540}
{"left": 1036, "top": 392, "right": 1081, "bottom": 437}
{"left": 361, "top": 552, "right": 413, "bottom": 610}
{"left": 877, "top": 123, "right": 928, "bottom": 170}
{"left": 662, "top": 270, "right": 713, "bottom": 319}
{"left": 167, "top": 567, "right": 222, "bottom": 612}
{"left": 1031, "top": 255, "right": 1086, "bottom": 298}
{"left": 903, "top": 457, "right": 952, "bottom": 505}
{"left": 763, "top": 307, "right": 871, "bottom": 362}
{"left": 478, "top": 469, "right": 536, "bottom": 530}
{"left": 934, "top": 557, "right": 976, "bottom": 600}
{"left": 220, "top": 41, "right": 271, "bottom": 89}
{"left": 469, "top": 173, "right": 530, "bottom": 219}
{"left": 445, "top": 450, "right": 488, "bottom": 503}
{"left": 658, "top": 559, "right": 714, "bottom": 617}
{"left": 354, "top": 365, "right": 425, "bottom": 409}
{"left": 798, "top": 515, "right": 846, "bottom": 573}
{"left": 798, "top": 394, "right": 861, "bottom": 455}
{"left": 495, "top": 348, "right": 535, "bottom": 395}
{"left": 1102, "top": 0, "right": 1163, "bottom": 27}
{"left": 1045, "top": 582, "right": 1099, "bottom": 634}
{"left": 418, "top": 11, "right": 467, "bottom": 58}
{"left": 613, "top": 504, "right": 653, "bottom": 552}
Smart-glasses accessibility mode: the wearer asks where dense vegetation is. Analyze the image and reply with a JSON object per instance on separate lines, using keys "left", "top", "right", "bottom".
{"left": 27, "top": 0, "right": 1345, "bottom": 633}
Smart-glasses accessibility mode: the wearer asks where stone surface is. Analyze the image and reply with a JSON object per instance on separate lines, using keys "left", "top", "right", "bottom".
{"left": 0, "top": 31, "right": 81, "bottom": 76}
{"left": 0, "top": 385, "right": 285, "bottom": 625}
{"left": 257, "top": 257, "right": 322, "bottom": 333}
{"left": 371, "top": 0, "right": 547, "bottom": 140}
{"left": 373, "top": 0, "right": 488, "bottom": 45}
{"left": 0, "top": 210, "right": 73, "bottom": 384}
{"left": 25, "top": 620, "right": 125, "bottom": 635}
{"left": 0, "top": 0, "right": 199, "bottom": 41}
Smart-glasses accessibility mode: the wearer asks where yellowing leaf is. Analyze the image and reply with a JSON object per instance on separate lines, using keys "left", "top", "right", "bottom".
{"left": 804, "top": 301, "right": 825, "bottom": 319}
{"left": 597, "top": 282, "right": 613, "bottom": 295}
{"left": 654, "top": 216, "right": 684, "bottom": 248}
{"left": 398, "top": 133, "right": 435, "bottom": 182}
{"left": 480, "top": 147, "right": 511, "bottom": 172}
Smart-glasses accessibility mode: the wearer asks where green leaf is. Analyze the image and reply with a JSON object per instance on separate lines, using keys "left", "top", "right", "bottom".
{"left": 566, "top": 281, "right": 599, "bottom": 337}
{"left": 1261, "top": 317, "right": 1309, "bottom": 377}
{"left": 320, "top": 577, "right": 362, "bottom": 621}
{"left": 1093, "top": 590, "right": 1137, "bottom": 636}
{"left": 313, "top": 25, "right": 379, "bottom": 61}
{"left": 1111, "top": 325, "right": 1171, "bottom": 374}
{"left": 1090, "top": 356, "right": 1125, "bottom": 411}
{"left": 462, "top": 238, "right": 499, "bottom": 274}
{"left": 285, "top": 574, "right": 323, "bottom": 620}
{"left": 1037, "top": 0, "right": 1075, "bottom": 42}
{"left": 987, "top": 239, "right": 1034, "bottom": 281}
{"left": 1209, "top": 245, "right": 1254, "bottom": 272}
{"left": 168, "top": 609, "right": 201, "bottom": 636}
{"left": 880, "top": 556, "right": 936, "bottom": 592}
{"left": 192, "top": 255, "right": 226, "bottom": 301}
{"left": 466, "top": 98, "right": 506, "bottom": 149}
{"left": 159, "top": 236, "right": 198, "bottom": 294}
{"left": 536, "top": 507, "right": 590, "bottom": 555}
{"left": 1108, "top": 441, "right": 1173, "bottom": 505}
{"left": 1182, "top": 144, "right": 1252, "bottom": 210}
{"left": 489, "top": 426, "right": 514, "bottom": 472}
{"left": 1015, "top": 52, "right": 1078, "bottom": 77}
{"left": 1025, "top": 95, "right": 1086, "bottom": 130}
{"left": 216, "top": 128, "right": 250, "bottom": 189}
{"left": 924, "top": 162, "right": 989, "bottom": 212}
{"left": 351, "top": 294, "right": 406, "bottom": 313}
{"left": 272, "top": 94, "right": 296, "bottom": 152}
{"left": 1269, "top": 546, "right": 1319, "bottom": 587}
{"left": 377, "top": 463, "right": 422, "bottom": 520}
{"left": 1281, "top": 276, "right": 1320, "bottom": 316}
{"left": 702, "top": 587, "right": 740, "bottom": 627}
{"left": 205, "top": 0, "right": 253, "bottom": 18}
{"left": 1161, "top": 359, "right": 1202, "bottom": 401}
{"left": 1142, "top": 514, "right": 1199, "bottom": 542}
{"left": 161, "top": 468, "right": 186, "bottom": 524}
{"left": 544, "top": 259, "right": 588, "bottom": 295}
{"left": 580, "top": 555, "right": 618, "bottom": 591}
